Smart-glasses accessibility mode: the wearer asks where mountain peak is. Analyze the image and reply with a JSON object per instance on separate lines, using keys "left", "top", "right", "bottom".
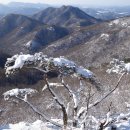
{"left": 33, "top": 5, "right": 100, "bottom": 28}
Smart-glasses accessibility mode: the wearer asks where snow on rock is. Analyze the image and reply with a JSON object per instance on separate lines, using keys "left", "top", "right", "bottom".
{"left": 125, "top": 63, "right": 130, "bottom": 73}
{"left": 105, "top": 119, "right": 130, "bottom": 130}
{"left": 53, "top": 57, "right": 76, "bottom": 67}
{"left": 3, "top": 88, "right": 37, "bottom": 100}
{"left": 47, "top": 26, "right": 55, "bottom": 31}
{"left": 109, "top": 19, "right": 120, "bottom": 27}
{"left": 24, "top": 40, "right": 41, "bottom": 50}
{"left": 109, "top": 19, "right": 128, "bottom": 28}
{"left": 25, "top": 41, "right": 32, "bottom": 48}
{"left": 107, "top": 59, "right": 126, "bottom": 74}
{"left": 76, "top": 66, "right": 93, "bottom": 78}
{"left": 125, "top": 102, "right": 130, "bottom": 108}
{"left": 100, "top": 33, "right": 109, "bottom": 41}
{"left": 107, "top": 59, "right": 130, "bottom": 74}
{"left": 121, "top": 22, "right": 128, "bottom": 27}
{"left": 113, "top": 19, "right": 120, "bottom": 25}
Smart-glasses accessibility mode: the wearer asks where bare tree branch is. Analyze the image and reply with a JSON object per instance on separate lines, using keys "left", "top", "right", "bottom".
{"left": 89, "top": 72, "right": 126, "bottom": 109}
{"left": 15, "top": 96, "right": 62, "bottom": 128}
{"left": 78, "top": 72, "right": 126, "bottom": 120}
{"left": 44, "top": 75, "right": 68, "bottom": 128}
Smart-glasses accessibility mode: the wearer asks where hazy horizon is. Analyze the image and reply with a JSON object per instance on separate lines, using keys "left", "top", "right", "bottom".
{"left": 1, "top": 0, "right": 130, "bottom": 7}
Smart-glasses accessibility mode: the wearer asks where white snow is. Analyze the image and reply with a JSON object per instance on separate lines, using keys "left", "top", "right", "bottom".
{"left": 76, "top": 66, "right": 93, "bottom": 78}
{"left": 125, "top": 102, "right": 130, "bottom": 108}
{"left": 42, "top": 83, "right": 64, "bottom": 91}
{"left": 125, "top": 63, "right": 130, "bottom": 72}
{"left": 109, "top": 19, "right": 120, "bottom": 26}
{"left": 25, "top": 41, "right": 32, "bottom": 48}
{"left": 53, "top": 57, "right": 93, "bottom": 78}
{"left": 0, "top": 120, "right": 60, "bottom": 130}
{"left": 3, "top": 88, "right": 37, "bottom": 100}
{"left": 47, "top": 26, "right": 55, "bottom": 31}
{"left": 97, "top": 10, "right": 109, "bottom": 13}
{"left": 53, "top": 57, "right": 76, "bottom": 67}
{"left": 6, "top": 54, "right": 34, "bottom": 75}
{"left": 5, "top": 53, "right": 94, "bottom": 79}
{"left": 105, "top": 119, "right": 130, "bottom": 130}
{"left": 109, "top": 19, "right": 128, "bottom": 28}
{"left": 72, "top": 93, "right": 79, "bottom": 109}
{"left": 113, "top": 19, "right": 120, "bottom": 25}
{"left": 118, "top": 12, "right": 128, "bottom": 15}
{"left": 121, "top": 22, "right": 128, "bottom": 27}
{"left": 107, "top": 59, "right": 126, "bottom": 74}
{"left": 107, "top": 59, "right": 130, "bottom": 74}
{"left": 0, "top": 119, "right": 85, "bottom": 130}
{"left": 100, "top": 33, "right": 109, "bottom": 41}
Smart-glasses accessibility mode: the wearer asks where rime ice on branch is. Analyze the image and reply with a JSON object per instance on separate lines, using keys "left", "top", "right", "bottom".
{"left": 3, "top": 88, "right": 37, "bottom": 101}
{"left": 5, "top": 52, "right": 101, "bottom": 90}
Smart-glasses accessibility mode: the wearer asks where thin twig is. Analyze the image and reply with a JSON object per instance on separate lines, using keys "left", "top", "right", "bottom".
{"left": 89, "top": 72, "right": 126, "bottom": 109}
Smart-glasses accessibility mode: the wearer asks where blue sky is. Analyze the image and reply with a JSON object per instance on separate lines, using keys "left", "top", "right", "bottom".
{"left": 0, "top": 0, "right": 130, "bottom": 7}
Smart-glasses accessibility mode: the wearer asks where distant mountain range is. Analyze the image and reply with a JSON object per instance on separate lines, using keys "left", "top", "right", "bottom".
{"left": 0, "top": 2, "right": 50, "bottom": 16}
{"left": 33, "top": 6, "right": 100, "bottom": 28}
{"left": 0, "top": 14, "right": 69, "bottom": 54}
{"left": 1, "top": 2, "right": 130, "bottom": 20}
{"left": 0, "top": 5, "right": 102, "bottom": 55}
{"left": 7, "top": 2, "right": 49, "bottom": 8}
{"left": 83, "top": 7, "right": 130, "bottom": 20}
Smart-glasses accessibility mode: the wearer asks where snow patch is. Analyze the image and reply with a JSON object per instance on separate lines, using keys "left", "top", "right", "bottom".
{"left": 76, "top": 66, "right": 93, "bottom": 78}
{"left": 125, "top": 63, "right": 130, "bottom": 72}
{"left": 25, "top": 41, "right": 32, "bottom": 48}
{"left": 0, "top": 120, "right": 60, "bottom": 130}
{"left": 53, "top": 57, "right": 76, "bottom": 67}
{"left": 100, "top": 33, "right": 109, "bottom": 41}
{"left": 109, "top": 19, "right": 128, "bottom": 27}
{"left": 47, "top": 26, "right": 55, "bottom": 31}
{"left": 105, "top": 119, "right": 130, "bottom": 130}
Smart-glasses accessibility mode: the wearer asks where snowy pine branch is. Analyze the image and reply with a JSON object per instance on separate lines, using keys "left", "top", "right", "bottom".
{"left": 5, "top": 52, "right": 102, "bottom": 91}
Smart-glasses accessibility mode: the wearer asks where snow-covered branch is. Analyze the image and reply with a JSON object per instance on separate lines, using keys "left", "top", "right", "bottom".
{"left": 77, "top": 71, "right": 126, "bottom": 128}
{"left": 3, "top": 88, "right": 62, "bottom": 128}
{"left": 5, "top": 52, "right": 101, "bottom": 91}
{"left": 3, "top": 88, "right": 37, "bottom": 101}
{"left": 44, "top": 76, "right": 68, "bottom": 128}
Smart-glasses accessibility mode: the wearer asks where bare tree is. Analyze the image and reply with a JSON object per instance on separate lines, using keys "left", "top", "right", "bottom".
{"left": 4, "top": 54, "right": 130, "bottom": 129}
